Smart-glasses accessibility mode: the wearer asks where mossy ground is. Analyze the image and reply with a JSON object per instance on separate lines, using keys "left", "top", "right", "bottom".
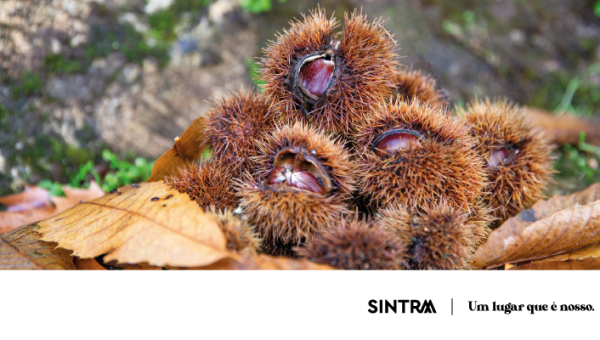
{"left": 0, "top": 0, "right": 202, "bottom": 195}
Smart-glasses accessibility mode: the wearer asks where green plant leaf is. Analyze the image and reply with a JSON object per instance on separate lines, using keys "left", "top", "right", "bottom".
{"left": 240, "top": 0, "right": 272, "bottom": 14}
{"left": 38, "top": 180, "right": 65, "bottom": 197}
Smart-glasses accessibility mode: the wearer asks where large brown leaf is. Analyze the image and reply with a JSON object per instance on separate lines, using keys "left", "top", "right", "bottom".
{"left": 508, "top": 257, "right": 600, "bottom": 270}
{"left": 472, "top": 183, "right": 600, "bottom": 269}
{"left": 39, "top": 181, "right": 233, "bottom": 268}
{"left": 0, "top": 224, "right": 75, "bottom": 270}
{"left": 147, "top": 117, "right": 208, "bottom": 182}
{"left": 472, "top": 198, "right": 600, "bottom": 269}
{"left": 504, "top": 243, "right": 600, "bottom": 270}
{"left": 529, "top": 183, "right": 600, "bottom": 219}
{"left": 537, "top": 243, "right": 600, "bottom": 262}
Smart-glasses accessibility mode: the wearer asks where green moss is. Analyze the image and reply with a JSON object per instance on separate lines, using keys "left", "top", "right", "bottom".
{"left": 579, "top": 37, "right": 598, "bottom": 53}
{"left": 1, "top": 132, "right": 103, "bottom": 194}
{"left": 145, "top": 0, "right": 212, "bottom": 48}
{"left": 11, "top": 72, "right": 43, "bottom": 98}
{"left": 39, "top": 19, "right": 171, "bottom": 78}
{"left": 43, "top": 54, "right": 84, "bottom": 74}
{"left": 170, "top": 0, "right": 211, "bottom": 16}
{"left": 86, "top": 22, "right": 170, "bottom": 68}
{"left": 31, "top": 0, "right": 214, "bottom": 80}
{"left": 0, "top": 104, "right": 8, "bottom": 132}
{"left": 148, "top": 10, "right": 177, "bottom": 42}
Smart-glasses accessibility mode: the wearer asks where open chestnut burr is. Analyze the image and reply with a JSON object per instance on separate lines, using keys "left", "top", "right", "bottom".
{"left": 293, "top": 48, "right": 338, "bottom": 109}
{"left": 236, "top": 122, "right": 356, "bottom": 256}
{"left": 260, "top": 8, "right": 398, "bottom": 134}
{"left": 459, "top": 98, "right": 554, "bottom": 220}
{"left": 352, "top": 99, "right": 487, "bottom": 212}
{"left": 371, "top": 128, "right": 423, "bottom": 156}
{"left": 265, "top": 146, "right": 333, "bottom": 196}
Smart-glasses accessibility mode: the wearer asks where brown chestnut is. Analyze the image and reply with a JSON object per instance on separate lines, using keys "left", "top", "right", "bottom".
{"left": 292, "top": 52, "right": 337, "bottom": 106}
{"left": 298, "top": 56, "right": 335, "bottom": 102}
{"left": 487, "top": 147, "right": 517, "bottom": 168}
{"left": 373, "top": 129, "right": 422, "bottom": 157}
{"left": 266, "top": 165, "right": 325, "bottom": 195}
{"left": 264, "top": 146, "right": 332, "bottom": 195}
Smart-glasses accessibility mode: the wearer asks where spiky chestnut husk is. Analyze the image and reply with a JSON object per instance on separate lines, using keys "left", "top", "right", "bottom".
{"left": 376, "top": 202, "right": 475, "bottom": 270}
{"left": 252, "top": 122, "right": 356, "bottom": 195}
{"left": 260, "top": 8, "right": 398, "bottom": 134}
{"left": 236, "top": 122, "right": 356, "bottom": 254}
{"left": 459, "top": 98, "right": 554, "bottom": 220}
{"left": 165, "top": 160, "right": 238, "bottom": 211}
{"left": 260, "top": 236, "right": 300, "bottom": 258}
{"left": 237, "top": 182, "right": 352, "bottom": 256}
{"left": 296, "top": 217, "right": 409, "bottom": 270}
{"left": 377, "top": 199, "right": 493, "bottom": 248}
{"left": 391, "top": 67, "right": 448, "bottom": 108}
{"left": 206, "top": 206, "right": 261, "bottom": 257}
{"left": 352, "top": 99, "right": 487, "bottom": 211}
{"left": 203, "top": 89, "right": 275, "bottom": 175}
{"left": 466, "top": 198, "right": 494, "bottom": 247}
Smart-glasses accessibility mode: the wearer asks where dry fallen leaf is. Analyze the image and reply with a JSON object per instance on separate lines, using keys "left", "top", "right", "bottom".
{"left": 502, "top": 243, "right": 600, "bottom": 270}
{"left": 120, "top": 263, "right": 163, "bottom": 270}
{"left": 73, "top": 257, "right": 106, "bottom": 270}
{"left": 522, "top": 242, "right": 600, "bottom": 263}
{"left": 0, "top": 185, "right": 51, "bottom": 211}
{"left": 147, "top": 117, "right": 208, "bottom": 182}
{"left": 0, "top": 182, "right": 106, "bottom": 234}
{"left": 0, "top": 224, "right": 75, "bottom": 270}
{"left": 472, "top": 184, "right": 600, "bottom": 269}
{"left": 193, "top": 254, "right": 335, "bottom": 270}
{"left": 472, "top": 198, "right": 600, "bottom": 269}
{"left": 525, "top": 107, "right": 600, "bottom": 146}
{"left": 39, "top": 181, "right": 233, "bottom": 268}
{"left": 508, "top": 257, "right": 600, "bottom": 270}
{"left": 526, "top": 183, "right": 600, "bottom": 220}
{"left": 0, "top": 186, "right": 53, "bottom": 234}
{"left": 0, "top": 205, "right": 57, "bottom": 234}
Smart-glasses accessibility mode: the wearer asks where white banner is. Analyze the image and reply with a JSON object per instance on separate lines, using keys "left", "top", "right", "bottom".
{"left": 0, "top": 271, "right": 598, "bottom": 339}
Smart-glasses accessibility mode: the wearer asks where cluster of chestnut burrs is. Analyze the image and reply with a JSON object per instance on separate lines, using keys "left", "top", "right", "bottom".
{"left": 167, "top": 9, "right": 553, "bottom": 269}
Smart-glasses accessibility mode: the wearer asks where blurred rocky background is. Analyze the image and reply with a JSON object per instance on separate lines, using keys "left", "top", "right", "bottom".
{"left": 1, "top": 0, "right": 600, "bottom": 195}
